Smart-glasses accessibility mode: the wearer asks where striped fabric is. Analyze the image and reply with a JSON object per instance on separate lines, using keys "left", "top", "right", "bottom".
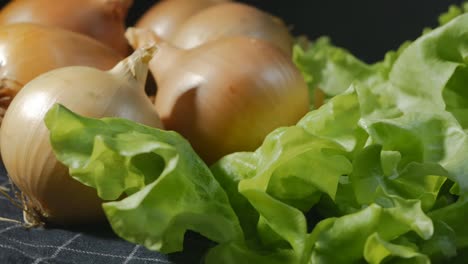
{"left": 0, "top": 163, "right": 208, "bottom": 264}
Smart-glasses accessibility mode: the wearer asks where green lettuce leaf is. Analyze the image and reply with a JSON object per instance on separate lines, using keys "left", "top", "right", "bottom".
{"left": 211, "top": 124, "right": 352, "bottom": 262}
{"left": 438, "top": 2, "right": 468, "bottom": 26}
{"left": 351, "top": 145, "right": 447, "bottom": 211}
{"left": 383, "top": 14, "right": 468, "bottom": 194}
{"left": 292, "top": 35, "right": 409, "bottom": 108}
{"left": 297, "top": 88, "right": 366, "bottom": 153}
{"left": 310, "top": 196, "right": 432, "bottom": 264}
{"left": 364, "top": 233, "right": 430, "bottom": 264}
{"left": 45, "top": 104, "right": 243, "bottom": 253}
{"left": 425, "top": 200, "right": 468, "bottom": 257}
{"left": 292, "top": 37, "right": 380, "bottom": 97}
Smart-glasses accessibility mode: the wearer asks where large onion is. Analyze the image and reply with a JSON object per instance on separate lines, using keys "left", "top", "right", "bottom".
{"left": 0, "top": 47, "right": 162, "bottom": 225}
{"left": 128, "top": 28, "right": 309, "bottom": 164}
{"left": 0, "top": 23, "right": 122, "bottom": 120}
{"left": 0, "top": 0, "right": 132, "bottom": 55}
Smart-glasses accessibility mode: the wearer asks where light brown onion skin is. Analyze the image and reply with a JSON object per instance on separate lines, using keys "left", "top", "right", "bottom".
{"left": 148, "top": 36, "right": 309, "bottom": 164}
{"left": 0, "top": 0, "right": 132, "bottom": 55}
{"left": 0, "top": 48, "right": 162, "bottom": 225}
{"left": 136, "top": 0, "right": 229, "bottom": 42}
{"left": 0, "top": 23, "right": 122, "bottom": 119}
{"left": 172, "top": 2, "right": 293, "bottom": 55}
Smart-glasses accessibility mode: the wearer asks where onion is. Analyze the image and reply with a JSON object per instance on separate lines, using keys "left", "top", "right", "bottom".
{"left": 0, "top": 46, "right": 162, "bottom": 225}
{"left": 0, "top": 23, "right": 122, "bottom": 121}
{"left": 172, "top": 2, "right": 293, "bottom": 55}
{"left": 136, "top": 0, "right": 229, "bottom": 42}
{"left": 127, "top": 28, "right": 309, "bottom": 164}
{"left": 0, "top": 0, "right": 132, "bottom": 55}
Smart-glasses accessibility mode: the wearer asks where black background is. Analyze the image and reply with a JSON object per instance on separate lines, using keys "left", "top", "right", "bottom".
{"left": 0, "top": 0, "right": 464, "bottom": 62}
{"left": 126, "top": 0, "right": 464, "bottom": 63}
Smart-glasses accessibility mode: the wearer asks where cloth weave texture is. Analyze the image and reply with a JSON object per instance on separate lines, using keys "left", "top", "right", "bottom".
{"left": 0, "top": 163, "right": 209, "bottom": 264}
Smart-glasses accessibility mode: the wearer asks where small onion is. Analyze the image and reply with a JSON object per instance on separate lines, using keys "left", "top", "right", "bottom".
{"left": 0, "top": 46, "right": 162, "bottom": 225}
{"left": 136, "top": 0, "right": 229, "bottom": 42}
{"left": 0, "top": 0, "right": 133, "bottom": 55}
{"left": 0, "top": 23, "right": 122, "bottom": 121}
{"left": 127, "top": 28, "right": 309, "bottom": 164}
{"left": 172, "top": 2, "right": 293, "bottom": 55}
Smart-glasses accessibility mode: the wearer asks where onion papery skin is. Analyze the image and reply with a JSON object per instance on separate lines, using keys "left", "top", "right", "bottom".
{"left": 0, "top": 0, "right": 133, "bottom": 55}
{"left": 172, "top": 2, "right": 293, "bottom": 55}
{"left": 136, "top": 0, "right": 229, "bottom": 42}
{"left": 151, "top": 37, "right": 309, "bottom": 164}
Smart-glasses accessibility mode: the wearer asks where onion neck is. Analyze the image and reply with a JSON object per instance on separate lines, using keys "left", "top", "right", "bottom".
{"left": 125, "top": 27, "right": 183, "bottom": 84}
{"left": 109, "top": 45, "right": 156, "bottom": 90}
